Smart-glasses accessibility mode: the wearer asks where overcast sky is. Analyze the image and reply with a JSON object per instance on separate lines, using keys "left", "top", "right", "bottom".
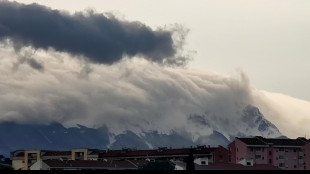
{"left": 11, "top": 0, "right": 310, "bottom": 101}
{"left": 1, "top": 0, "right": 310, "bottom": 138}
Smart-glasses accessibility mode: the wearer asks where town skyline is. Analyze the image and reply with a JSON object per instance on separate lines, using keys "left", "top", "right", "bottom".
{"left": 0, "top": 1, "right": 310, "bottom": 170}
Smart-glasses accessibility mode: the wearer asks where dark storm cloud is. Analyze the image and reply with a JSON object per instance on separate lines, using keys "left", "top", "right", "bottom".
{"left": 0, "top": 1, "right": 185, "bottom": 65}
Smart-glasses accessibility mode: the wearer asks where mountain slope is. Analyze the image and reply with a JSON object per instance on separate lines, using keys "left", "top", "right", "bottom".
{"left": 0, "top": 105, "right": 282, "bottom": 156}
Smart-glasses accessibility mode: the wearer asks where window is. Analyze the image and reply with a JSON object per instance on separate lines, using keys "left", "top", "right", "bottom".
{"left": 285, "top": 149, "right": 289, "bottom": 153}
{"left": 269, "top": 151, "right": 272, "bottom": 155}
{"left": 279, "top": 148, "right": 284, "bottom": 152}
{"left": 201, "top": 161, "right": 206, "bottom": 165}
{"left": 294, "top": 165, "right": 297, "bottom": 169}
{"left": 294, "top": 149, "right": 297, "bottom": 152}
{"left": 262, "top": 157, "right": 264, "bottom": 160}
{"left": 279, "top": 163, "right": 285, "bottom": 168}
{"left": 237, "top": 148, "right": 238, "bottom": 152}
{"left": 75, "top": 152, "right": 85, "bottom": 160}
{"left": 269, "top": 159, "right": 272, "bottom": 164}
{"left": 255, "top": 155, "right": 261, "bottom": 159}
{"left": 279, "top": 156, "right": 285, "bottom": 160}
{"left": 299, "top": 156, "right": 303, "bottom": 159}
{"left": 250, "top": 148, "right": 253, "bottom": 152}
{"left": 246, "top": 162, "right": 251, "bottom": 166}
{"left": 256, "top": 148, "right": 261, "bottom": 152}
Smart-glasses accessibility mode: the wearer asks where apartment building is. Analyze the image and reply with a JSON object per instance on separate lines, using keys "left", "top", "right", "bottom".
{"left": 228, "top": 136, "right": 310, "bottom": 170}
{"left": 10, "top": 149, "right": 100, "bottom": 170}
{"left": 98, "top": 145, "right": 228, "bottom": 164}
{"left": 29, "top": 159, "right": 148, "bottom": 170}
{"left": 10, "top": 145, "right": 228, "bottom": 170}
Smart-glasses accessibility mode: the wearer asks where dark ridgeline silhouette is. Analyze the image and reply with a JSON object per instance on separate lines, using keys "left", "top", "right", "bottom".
{"left": 186, "top": 147, "right": 195, "bottom": 170}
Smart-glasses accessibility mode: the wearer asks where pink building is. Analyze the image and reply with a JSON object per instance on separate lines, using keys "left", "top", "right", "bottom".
{"left": 228, "top": 136, "right": 310, "bottom": 170}
{"left": 303, "top": 142, "right": 310, "bottom": 170}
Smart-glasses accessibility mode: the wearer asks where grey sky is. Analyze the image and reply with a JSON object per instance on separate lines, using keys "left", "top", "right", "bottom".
{"left": 1, "top": 0, "right": 310, "bottom": 138}
{"left": 10, "top": 0, "right": 310, "bottom": 101}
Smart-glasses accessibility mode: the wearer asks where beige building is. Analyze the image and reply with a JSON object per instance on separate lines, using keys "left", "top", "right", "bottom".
{"left": 10, "top": 146, "right": 226, "bottom": 170}
{"left": 11, "top": 149, "right": 101, "bottom": 170}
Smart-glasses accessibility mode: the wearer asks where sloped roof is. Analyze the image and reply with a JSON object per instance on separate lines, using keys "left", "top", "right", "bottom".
{"left": 264, "top": 139, "right": 306, "bottom": 147}
{"left": 196, "top": 163, "right": 280, "bottom": 170}
{"left": 89, "top": 150, "right": 106, "bottom": 155}
{"left": 172, "top": 161, "right": 280, "bottom": 170}
{"left": 237, "top": 137, "right": 308, "bottom": 147}
{"left": 237, "top": 138, "right": 266, "bottom": 146}
{"left": 99, "top": 147, "right": 217, "bottom": 158}
{"left": 43, "top": 159, "right": 145, "bottom": 169}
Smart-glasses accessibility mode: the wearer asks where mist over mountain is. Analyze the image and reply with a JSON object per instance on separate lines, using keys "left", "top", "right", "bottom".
{"left": 0, "top": 105, "right": 281, "bottom": 156}
{"left": 1, "top": 45, "right": 309, "bottom": 142}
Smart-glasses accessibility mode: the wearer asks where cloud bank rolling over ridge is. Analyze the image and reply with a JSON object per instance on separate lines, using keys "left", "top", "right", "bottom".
{"left": 0, "top": 47, "right": 310, "bottom": 139}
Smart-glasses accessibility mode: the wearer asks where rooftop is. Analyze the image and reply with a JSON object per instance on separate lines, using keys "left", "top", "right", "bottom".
{"left": 172, "top": 161, "right": 280, "bottom": 170}
{"left": 43, "top": 159, "right": 147, "bottom": 169}
{"left": 99, "top": 147, "right": 217, "bottom": 158}
{"left": 237, "top": 137, "right": 309, "bottom": 147}
{"left": 196, "top": 163, "right": 281, "bottom": 170}
{"left": 237, "top": 138, "right": 266, "bottom": 146}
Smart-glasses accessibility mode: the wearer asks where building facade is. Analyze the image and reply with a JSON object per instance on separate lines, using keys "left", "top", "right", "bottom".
{"left": 11, "top": 149, "right": 97, "bottom": 170}
{"left": 229, "top": 136, "right": 310, "bottom": 170}
{"left": 10, "top": 145, "right": 228, "bottom": 170}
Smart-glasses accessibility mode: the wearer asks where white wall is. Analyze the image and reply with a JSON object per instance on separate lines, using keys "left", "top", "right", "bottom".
{"left": 238, "top": 158, "right": 254, "bottom": 166}
{"left": 30, "top": 159, "right": 50, "bottom": 170}
{"left": 194, "top": 158, "right": 208, "bottom": 165}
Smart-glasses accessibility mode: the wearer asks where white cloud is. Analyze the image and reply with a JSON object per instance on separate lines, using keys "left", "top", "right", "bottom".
{"left": 0, "top": 46, "right": 309, "bottom": 138}
{"left": 253, "top": 91, "right": 310, "bottom": 138}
